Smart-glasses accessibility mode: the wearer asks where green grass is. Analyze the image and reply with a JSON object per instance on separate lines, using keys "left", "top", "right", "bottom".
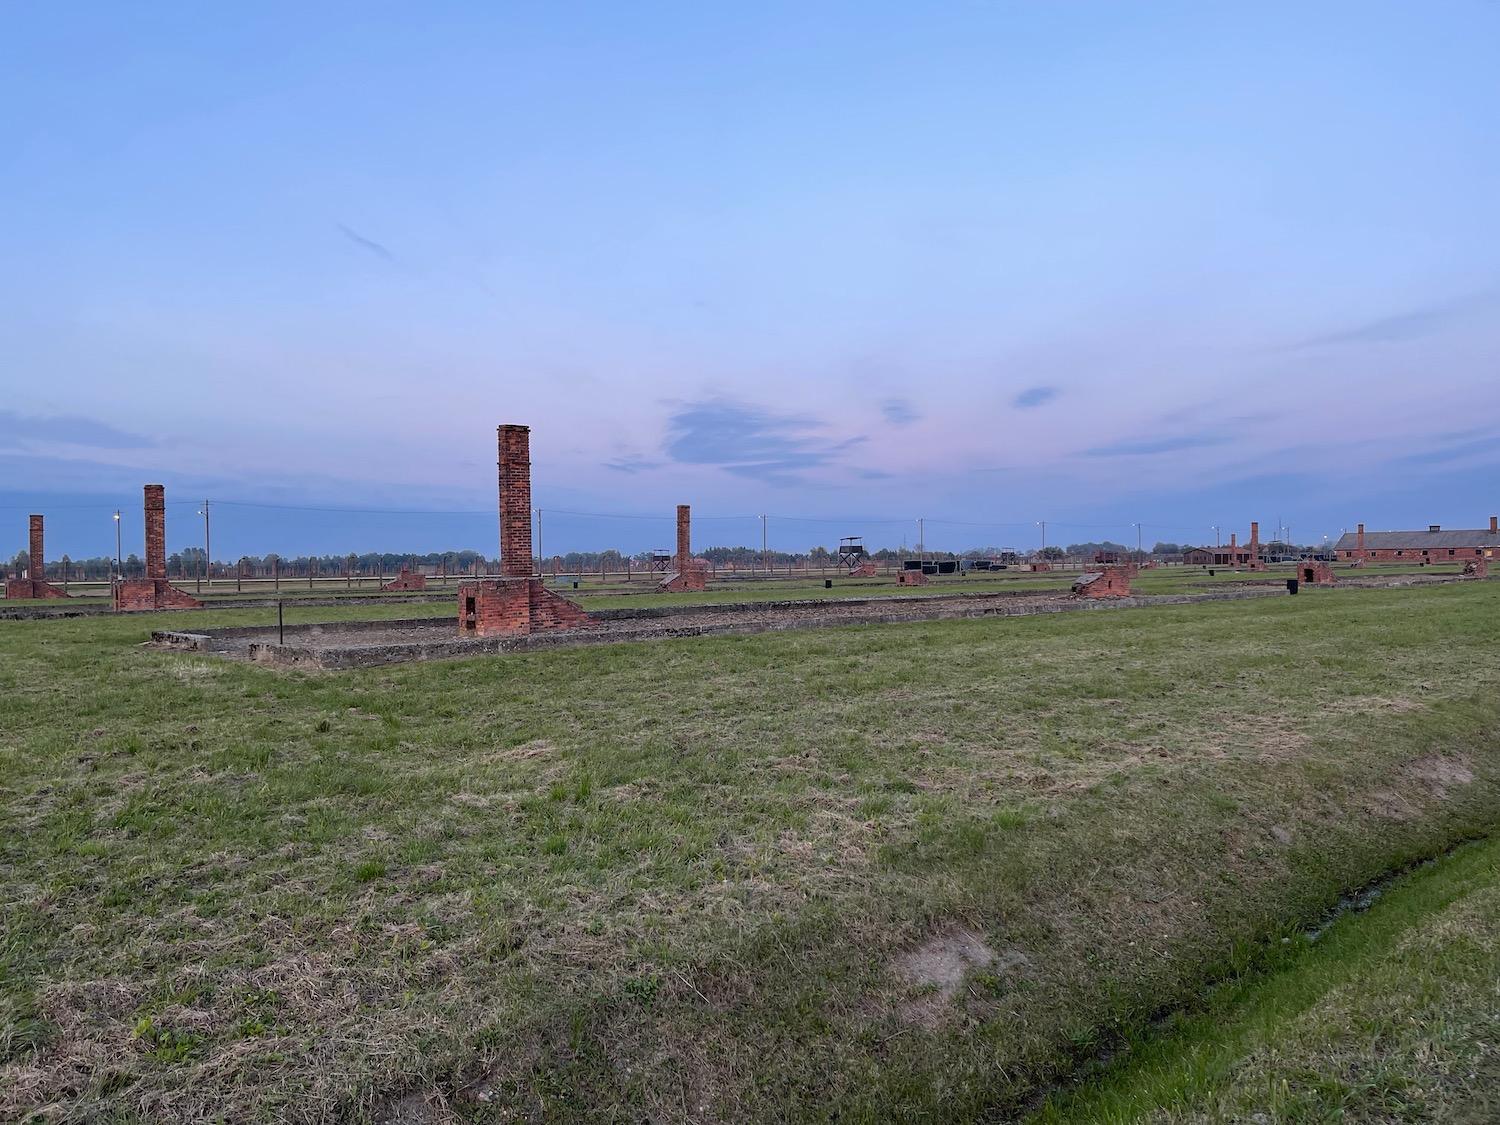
{"left": 1, "top": 582, "right": 1498, "bottom": 1121}
{"left": 1034, "top": 834, "right": 1500, "bottom": 1124}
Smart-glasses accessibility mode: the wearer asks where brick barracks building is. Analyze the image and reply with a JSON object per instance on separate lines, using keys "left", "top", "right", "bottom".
{"left": 1333, "top": 517, "right": 1500, "bottom": 565}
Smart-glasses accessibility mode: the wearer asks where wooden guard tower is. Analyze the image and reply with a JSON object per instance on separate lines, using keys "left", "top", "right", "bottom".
{"left": 836, "top": 536, "right": 868, "bottom": 573}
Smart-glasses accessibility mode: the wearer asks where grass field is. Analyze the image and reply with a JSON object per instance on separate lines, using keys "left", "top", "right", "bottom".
{"left": 1038, "top": 834, "right": 1500, "bottom": 1124}
{"left": 2, "top": 581, "right": 1498, "bottom": 1122}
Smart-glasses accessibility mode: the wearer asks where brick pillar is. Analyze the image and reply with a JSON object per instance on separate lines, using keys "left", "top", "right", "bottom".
{"left": 1249, "top": 521, "right": 1259, "bottom": 568}
{"left": 28, "top": 515, "right": 43, "bottom": 579}
{"left": 1490, "top": 516, "right": 1497, "bottom": 535}
{"left": 676, "top": 505, "right": 691, "bottom": 570}
{"left": 144, "top": 484, "right": 166, "bottom": 580}
{"left": 1357, "top": 523, "right": 1365, "bottom": 553}
{"left": 497, "top": 425, "right": 534, "bottom": 578}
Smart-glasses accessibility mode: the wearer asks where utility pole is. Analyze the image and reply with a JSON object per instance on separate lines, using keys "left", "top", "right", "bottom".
{"left": 535, "top": 509, "right": 543, "bottom": 577}
{"left": 1136, "top": 522, "right": 1143, "bottom": 560}
{"left": 202, "top": 500, "right": 211, "bottom": 588}
{"left": 761, "top": 514, "right": 769, "bottom": 575}
{"left": 918, "top": 517, "right": 924, "bottom": 562}
{"left": 113, "top": 509, "right": 122, "bottom": 579}
{"left": 1037, "top": 520, "right": 1046, "bottom": 556}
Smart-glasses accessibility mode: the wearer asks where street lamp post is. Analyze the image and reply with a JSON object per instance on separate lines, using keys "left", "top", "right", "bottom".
{"left": 113, "top": 510, "right": 122, "bottom": 579}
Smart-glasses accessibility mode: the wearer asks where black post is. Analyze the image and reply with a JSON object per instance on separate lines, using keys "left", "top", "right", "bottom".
{"left": 278, "top": 600, "right": 284, "bottom": 643}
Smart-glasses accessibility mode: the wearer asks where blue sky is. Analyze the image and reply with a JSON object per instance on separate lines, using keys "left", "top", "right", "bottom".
{"left": 2, "top": 2, "right": 1497, "bottom": 561}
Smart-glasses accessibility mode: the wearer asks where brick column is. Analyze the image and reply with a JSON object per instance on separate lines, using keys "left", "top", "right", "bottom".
{"left": 28, "top": 515, "right": 43, "bottom": 580}
{"left": 144, "top": 484, "right": 166, "bottom": 579}
{"left": 1357, "top": 523, "right": 1365, "bottom": 554}
{"left": 1249, "top": 521, "right": 1260, "bottom": 568}
{"left": 497, "top": 425, "right": 534, "bottom": 578}
{"left": 676, "top": 505, "right": 691, "bottom": 570}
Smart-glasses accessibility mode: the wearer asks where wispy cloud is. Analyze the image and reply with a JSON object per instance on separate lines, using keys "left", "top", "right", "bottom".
{"left": 1082, "top": 434, "right": 1225, "bottom": 457}
{"left": 0, "top": 410, "right": 154, "bottom": 451}
{"left": 335, "top": 222, "right": 397, "bottom": 264}
{"left": 1389, "top": 432, "right": 1500, "bottom": 467}
{"left": 664, "top": 398, "right": 865, "bottom": 485}
{"left": 1285, "top": 292, "right": 1493, "bottom": 350}
{"left": 603, "top": 455, "right": 663, "bottom": 474}
{"left": 881, "top": 398, "right": 919, "bottom": 427}
{"left": 1013, "top": 386, "right": 1060, "bottom": 409}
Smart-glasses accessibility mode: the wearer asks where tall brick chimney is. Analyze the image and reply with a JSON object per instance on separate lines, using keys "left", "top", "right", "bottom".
{"left": 1357, "top": 523, "right": 1365, "bottom": 552}
{"left": 144, "top": 484, "right": 166, "bottom": 580}
{"left": 1491, "top": 515, "right": 1497, "bottom": 535}
{"left": 29, "top": 515, "right": 43, "bottom": 580}
{"left": 676, "top": 505, "right": 691, "bottom": 571}
{"left": 1230, "top": 532, "right": 1237, "bottom": 550}
{"left": 1248, "top": 521, "right": 1260, "bottom": 568}
{"left": 497, "top": 425, "right": 534, "bottom": 578}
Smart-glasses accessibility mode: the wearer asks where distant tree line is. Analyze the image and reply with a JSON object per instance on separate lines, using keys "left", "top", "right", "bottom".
{"left": 4, "top": 538, "right": 1338, "bottom": 582}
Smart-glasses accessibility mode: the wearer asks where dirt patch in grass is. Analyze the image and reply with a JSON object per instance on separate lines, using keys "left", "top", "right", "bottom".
{"left": 891, "top": 926, "right": 1030, "bottom": 1029}
{"left": 372, "top": 1089, "right": 458, "bottom": 1124}
{"left": 1406, "top": 754, "right": 1475, "bottom": 797}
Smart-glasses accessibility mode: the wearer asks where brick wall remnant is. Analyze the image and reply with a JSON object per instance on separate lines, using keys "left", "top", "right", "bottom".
{"left": 851, "top": 562, "right": 877, "bottom": 578}
{"left": 1072, "top": 566, "right": 1133, "bottom": 598}
{"left": 113, "top": 485, "right": 202, "bottom": 610}
{"left": 382, "top": 569, "right": 427, "bottom": 592}
{"left": 897, "top": 570, "right": 930, "bottom": 586}
{"left": 1463, "top": 557, "right": 1490, "bottom": 577}
{"left": 1298, "top": 560, "right": 1335, "bottom": 586}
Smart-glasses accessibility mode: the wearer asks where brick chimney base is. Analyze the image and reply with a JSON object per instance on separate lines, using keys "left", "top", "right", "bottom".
{"left": 4, "top": 578, "right": 68, "bottom": 600}
{"left": 458, "top": 578, "right": 591, "bottom": 637}
{"left": 113, "top": 578, "right": 203, "bottom": 611}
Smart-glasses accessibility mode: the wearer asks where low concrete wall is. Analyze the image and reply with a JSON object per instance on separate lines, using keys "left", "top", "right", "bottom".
{"left": 235, "top": 587, "right": 1294, "bottom": 670}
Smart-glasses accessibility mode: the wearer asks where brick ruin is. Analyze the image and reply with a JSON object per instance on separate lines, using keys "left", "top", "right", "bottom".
{"left": 112, "top": 485, "right": 203, "bottom": 611}
{"left": 659, "top": 504, "right": 707, "bottom": 592}
{"left": 1353, "top": 523, "right": 1367, "bottom": 567}
{"left": 1463, "top": 557, "right": 1490, "bottom": 577}
{"left": 897, "top": 570, "right": 930, "bottom": 586}
{"left": 382, "top": 569, "right": 427, "bottom": 591}
{"left": 1072, "top": 565, "right": 1133, "bottom": 598}
{"left": 850, "top": 562, "right": 878, "bottom": 578}
{"left": 458, "top": 425, "right": 591, "bottom": 638}
{"left": 1247, "top": 522, "right": 1265, "bottom": 571}
{"left": 4, "top": 515, "right": 68, "bottom": 599}
{"left": 1297, "top": 559, "right": 1335, "bottom": 586}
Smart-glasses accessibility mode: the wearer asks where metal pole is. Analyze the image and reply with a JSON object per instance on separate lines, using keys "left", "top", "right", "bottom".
{"left": 114, "top": 510, "right": 122, "bottom": 577}
{"left": 535, "top": 509, "right": 542, "bottom": 576}
{"left": 762, "top": 515, "right": 768, "bottom": 576}
{"left": 203, "top": 500, "right": 211, "bottom": 587}
{"left": 278, "top": 600, "right": 284, "bottom": 644}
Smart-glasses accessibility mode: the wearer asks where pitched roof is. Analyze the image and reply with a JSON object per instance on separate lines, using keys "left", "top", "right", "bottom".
{"left": 1333, "top": 528, "right": 1500, "bottom": 551}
